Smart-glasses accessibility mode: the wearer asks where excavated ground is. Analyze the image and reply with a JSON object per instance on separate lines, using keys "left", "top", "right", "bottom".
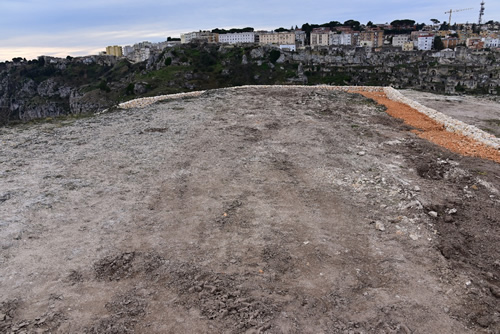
{"left": 0, "top": 87, "right": 499, "bottom": 333}
{"left": 359, "top": 91, "right": 500, "bottom": 164}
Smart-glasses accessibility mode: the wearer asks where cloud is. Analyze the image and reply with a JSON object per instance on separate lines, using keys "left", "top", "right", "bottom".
{"left": 1, "top": 0, "right": 499, "bottom": 61}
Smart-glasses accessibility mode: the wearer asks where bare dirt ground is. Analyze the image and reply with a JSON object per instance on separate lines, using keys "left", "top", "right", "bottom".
{"left": 0, "top": 87, "right": 499, "bottom": 333}
{"left": 399, "top": 89, "right": 500, "bottom": 138}
{"left": 359, "top": 91, "right": 500, "bottom": 164}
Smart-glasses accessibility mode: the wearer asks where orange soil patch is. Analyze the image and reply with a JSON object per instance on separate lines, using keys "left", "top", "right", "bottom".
{"left": 354, "top": 91, "right": 500, "bottom": 164}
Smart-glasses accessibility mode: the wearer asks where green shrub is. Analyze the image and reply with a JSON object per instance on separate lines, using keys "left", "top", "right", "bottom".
{"left": 269, "top": 50, "right": 281, "bottom": 63}
{"left": 98, "top": 80, "right": 111, "bottom": 92}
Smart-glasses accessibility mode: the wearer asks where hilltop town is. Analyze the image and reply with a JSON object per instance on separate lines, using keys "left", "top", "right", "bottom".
{"left": 1, "top": 17, "right": 499, "bottom": 125}
{"left": 102, "top": 19, "right": 500, "bottom": 63}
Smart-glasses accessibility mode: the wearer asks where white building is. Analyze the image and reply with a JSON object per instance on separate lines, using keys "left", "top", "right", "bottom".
{"left": 280, "top": 44, "right": 296, "bottom": 51}
{"left": 484, "top": 37, "right": 500, "bottom": 48}
{"left": 359, "top": 40, "right": 373, "bottom": 47}
{"left": 294, "top": 30, "right": 306, "bottom": 47}
{"left": 417, "top": 35, "right": 434, "bottom": 50}
{"left": 340, "top": 33, "right": 352, "bottom": 46}
{"left": 330, "top": 33, "right": 353, "bottom": 46}
{"left": 392, "top": 35, "right": 410, "bottom": 47}
{"left": 218, "top": 32, "right": 255, "bottom": 44}
{"left": 330, "top": 34, "right": 341, "bottom": 45}
{"left": 122, "top": 45, "right": 134, "bottom": 57}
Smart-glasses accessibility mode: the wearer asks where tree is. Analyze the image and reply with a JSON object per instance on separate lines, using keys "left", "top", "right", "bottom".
{"left": 367, "top": 21, "right": 374, "bottom": 27}
{"left": 434, "top": 36, "right": 444, "bottom": 50}
{"left": 430, "top": 19, "right": 440, "bottom": 25}
{"left": 439, "top": 22, "right": 449, "bottom": 31}
{"left": 416, "top": 22, "right": 426, "bottom": 30}
{"left": 275, "top": 27, "right": 290, "bottom": 32}
{"left": 344, "top": 20, "right": 361, "bottom": 31}
{"left": 98, "top": 80, "right": 111, "bottom": 92}
{"left": 269, "top": 50, "right": 281, "bottom": 63}
{"left": 391, "top": 19, "right": 416, "bottom": 27}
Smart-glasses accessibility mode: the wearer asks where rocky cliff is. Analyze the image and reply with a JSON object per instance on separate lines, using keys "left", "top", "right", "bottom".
{"left": 1, "top": 45, "right": 499, "bottom": 125}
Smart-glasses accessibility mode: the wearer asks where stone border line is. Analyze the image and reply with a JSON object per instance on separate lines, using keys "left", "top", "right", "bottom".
{"left": 117, "top": 90, "right": 207, "bottom": 109}
{"left": 115, "top": 85, "right": 499, "bottom": 150}
{"left": 383, "top": 87, "right": 500, "bottom": 150}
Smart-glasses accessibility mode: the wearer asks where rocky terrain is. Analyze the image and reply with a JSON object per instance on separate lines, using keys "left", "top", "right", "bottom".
{"left": 1, "top": 44, "right": 499, "bottom": 125}
{"left": 0, "top": 86, "right": 499, "bottom": 333}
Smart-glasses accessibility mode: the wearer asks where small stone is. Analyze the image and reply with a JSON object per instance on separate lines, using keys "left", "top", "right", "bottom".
{"left": 444, "top": 215, "right": 454, "bottom": 223}
{"left": 448, "top": 208, "right": 457, "bottom": 214}
{"left": 0, "top": 313, "right": 5, "bottom": 321}
{"left": 230, "top": 259, "right": 237, "bottom": 264}
{"left": 375, "top": 222, "right": 385, "bottom": 231}
{"left": 413, "top": 186, "right": 421, "bottom": 192}
{"left": 428, "top": 211, "right": 438, "bottom": 218}
{"left": 443, "top": 307, "right": 450, "bottom": 313}
{"left": 409, "top": 234, "right": 418, "bottom": 241}
{"left": 357, "top": 151, "right": 366, "bottom": 156}
{"left": 476, "top": 315, "right": 492, "bottom": 327}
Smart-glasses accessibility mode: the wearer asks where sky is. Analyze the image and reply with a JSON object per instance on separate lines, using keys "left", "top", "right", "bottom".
{"left": 1, "top": 0, "right": 499, "bottom": 61}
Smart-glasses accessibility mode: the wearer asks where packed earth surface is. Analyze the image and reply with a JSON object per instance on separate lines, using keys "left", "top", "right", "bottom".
{"left": 399, "top": 89, "right": 500, "bottom": 138}
{"left": 0, "top": 86, "right": 499, "bottom": 333}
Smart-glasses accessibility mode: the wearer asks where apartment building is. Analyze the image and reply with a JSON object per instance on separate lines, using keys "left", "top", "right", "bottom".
{"left": 417, "top": 35, "right": 434, "bottom": 50}
{"left": 411, "top": 31, "right": 434, "bottom": 41}
{"left": 392, "top": 35, "right": 410, "bottom": 47}
{"left": 258, "top": 32, "right": 295, "bottom": 45}
{"left": 310, "top": 28, "right": 330, "bottom": 46}
{"left": 294, "top": 30, "right": 306, "bottom": 47}
{"left": 358, "top": 29, "right": 384, "bottom": 47}
{"left": 402, "top": 42, "right": 415, "bottom": 51}
{"left": 122, "top": 45, "right": 134, "bottom": 57}
{"left": 105, "top": 45, "right": 123, "bottom": 57}
{"left": 330, "top": 33, "right": 341, "bottom": 46}
{"left": 218, "top": 32, "right": 255, "bottom": 44}
{"left": 484, "top": 37, "right": 500, "bottom": 48}
{"left": 442, "top": 37, "right": 459, "bottom": 49}
{"left": 466, "top": 37, "right": 484, "bottom": 50}
{"left": 181, "top": 31, "right": 218, "bottom": 44}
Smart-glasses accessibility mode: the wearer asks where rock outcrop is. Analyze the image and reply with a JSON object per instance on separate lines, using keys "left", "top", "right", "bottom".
{"left": 0, "top": 45, "right": 498, "bottom": 124}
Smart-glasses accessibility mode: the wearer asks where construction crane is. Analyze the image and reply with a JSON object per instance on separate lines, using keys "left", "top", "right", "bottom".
{"left": 478, "top": 1, "right": 485, "bottom": 25}
{"left": 444, "top": 7, "right": 473, "bottom": 26}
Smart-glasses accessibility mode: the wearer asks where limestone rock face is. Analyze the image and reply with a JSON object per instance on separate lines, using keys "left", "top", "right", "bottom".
{"left": 250, "top": 47, "right": 265, "bottom": 59}
{"left": 37, "top": 78, "right": 58, "bottom": 97}
{"left": 0, "top": 44, "right": 498, "bottom": 125}
{"left": 134, "top": 82, "right": 148, "bottom": 95}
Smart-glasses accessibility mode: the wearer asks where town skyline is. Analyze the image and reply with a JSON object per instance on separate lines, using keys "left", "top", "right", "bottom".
{"left": 1, "top": 0, "right": 499, "bottom": 62}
